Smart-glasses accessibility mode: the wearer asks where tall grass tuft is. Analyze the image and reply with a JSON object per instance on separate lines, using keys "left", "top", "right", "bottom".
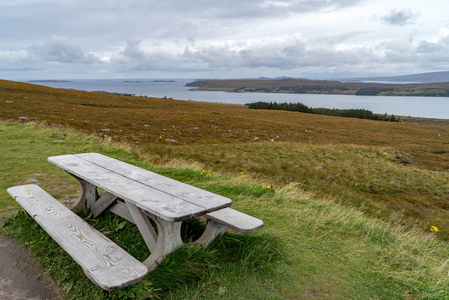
{"left": 210, "top": 233, "right": 284, "bottom": 274}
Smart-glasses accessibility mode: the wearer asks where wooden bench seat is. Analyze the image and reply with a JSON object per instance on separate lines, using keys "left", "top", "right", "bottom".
{"left": 206, "top": 208, "right": 263, "bottom": 233}
{"left": 196, "top": 208, "right": 264, "bottom": 248}
{"left": 7, "top": 184, "right": 148, "bottom": 291}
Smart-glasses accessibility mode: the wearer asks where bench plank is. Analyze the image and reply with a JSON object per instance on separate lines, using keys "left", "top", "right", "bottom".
{"left": 206, "top": 208, "right": 264, "bottom": 233}
{"left": 7, "top": 185, "right": 148, "bottom": 291}
{"left": 49, "top": 155, "right": 229, "bottom": 221}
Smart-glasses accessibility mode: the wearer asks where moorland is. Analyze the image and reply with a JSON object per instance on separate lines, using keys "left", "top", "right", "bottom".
{"left": 1, "top": 79, "right": 449, "bottom": 299}
{"left": 186, "top": 78, "right": 449, "bottom": 96}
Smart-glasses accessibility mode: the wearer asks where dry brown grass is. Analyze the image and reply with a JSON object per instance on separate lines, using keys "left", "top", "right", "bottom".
{"left": 1, "top": 79, "right": 448, "bottom": 170}
{"left": 1, "top": 79, "right": 449, "bottom": 239}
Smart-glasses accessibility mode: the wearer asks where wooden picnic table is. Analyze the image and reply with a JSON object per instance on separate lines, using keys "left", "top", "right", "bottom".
{"left": 8, "top": 153, "right": 263, "bottom": 291}
{"left": 48, "top": 153, "right": 233, "bottom": 266}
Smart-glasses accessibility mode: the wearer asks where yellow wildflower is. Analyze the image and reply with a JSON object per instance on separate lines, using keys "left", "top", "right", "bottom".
{"left": 430, "top": 226, "right": 439, "bottom": 232}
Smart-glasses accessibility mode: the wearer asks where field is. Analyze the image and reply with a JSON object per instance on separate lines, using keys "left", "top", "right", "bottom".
{"left": 1, "top": 79, "right": 449, "bottom": 298}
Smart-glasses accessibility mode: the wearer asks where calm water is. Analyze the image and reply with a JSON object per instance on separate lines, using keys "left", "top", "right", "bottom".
{"left": 24, "top": 79, "right": 449, "bottom": 119}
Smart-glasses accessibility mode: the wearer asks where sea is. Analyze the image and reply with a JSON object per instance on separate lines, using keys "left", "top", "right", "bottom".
{"left": 22, "top": 79, "right": 449, "bottom": 119}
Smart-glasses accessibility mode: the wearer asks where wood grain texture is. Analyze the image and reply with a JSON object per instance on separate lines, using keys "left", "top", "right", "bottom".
{"left": 78, "top": 153, "right": 231, "bottom": 208}
{"left": 48, "top": 154, "right": 231, "bottom": 221}
{"left": 7, "top": 184, "right": 148, "bottom": 291}
{"left": 206, "top": 208, "right": 264, "bottom": 233}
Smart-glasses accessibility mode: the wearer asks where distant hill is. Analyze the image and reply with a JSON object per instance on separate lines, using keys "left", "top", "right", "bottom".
{"left": 341, "top": 71, "right": 449, "bottom": 83}
{"left": 186, "top": 78, "right": 449, "bottom": 97}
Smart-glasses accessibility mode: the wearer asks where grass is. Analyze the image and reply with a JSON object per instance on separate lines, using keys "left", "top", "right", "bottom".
{"left": 1, "top": 79, "right": 449, "bottom": 298}
{"left": 2, "top": 122, "right": 449, "bottom": 299}
{"left": 1, "top": 79, "right": 448, "bottom": 171}
{"left": 145, "top": 142, "right": 449, "bottom": 240}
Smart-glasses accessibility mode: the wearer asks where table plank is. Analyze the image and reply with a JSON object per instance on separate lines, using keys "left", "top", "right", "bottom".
{"left": 76, "top": 153, "right": 231, "bottom": 209}
{"left": 48, "top": 154, "right": 230, "bottom": 221}
{"left": 50, "top": 155, "right": 205, "bottom": 221}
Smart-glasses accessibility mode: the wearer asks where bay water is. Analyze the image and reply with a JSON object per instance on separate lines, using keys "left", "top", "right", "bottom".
{"left": 24, "top": 79, "right": 449, "bottom": 119}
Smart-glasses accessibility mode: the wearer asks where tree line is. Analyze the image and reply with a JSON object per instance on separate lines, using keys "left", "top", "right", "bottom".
{"left": 245, "top": 101, "right": 400, "bottom": 122}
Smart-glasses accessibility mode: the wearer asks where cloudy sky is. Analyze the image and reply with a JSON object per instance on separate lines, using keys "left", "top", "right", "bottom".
{"left": 1, "top": 0, "right": 448, "bottom": 80}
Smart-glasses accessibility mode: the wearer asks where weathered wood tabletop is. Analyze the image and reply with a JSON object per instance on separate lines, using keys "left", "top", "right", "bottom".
{"left": 49, "top": 153, "right": 232, "bottom": 221}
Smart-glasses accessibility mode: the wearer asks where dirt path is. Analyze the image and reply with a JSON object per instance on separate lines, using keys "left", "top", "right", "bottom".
{"left": 0, "top": 232, "right": 61, "bottom": 300}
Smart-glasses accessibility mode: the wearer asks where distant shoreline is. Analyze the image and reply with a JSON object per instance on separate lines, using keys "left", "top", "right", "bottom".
{"left": 186, "top": 78, "right": 449, "bottom": 97}
{"left": 400, "top": 116, "right": 449, "bottom": 126}
{"left": 28, "top": 80, "right": 72, "bottom": 83}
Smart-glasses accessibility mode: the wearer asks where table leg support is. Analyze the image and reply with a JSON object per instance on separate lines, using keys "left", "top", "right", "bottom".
{"left": 71, "top": 175, "right": 98, "bottom": 213}
{"left": 143, "top": 216, "right": 184, "bottom": 272}
{"left": 195, "top": 219, "right": 226, "bottom": 248}
{"left": 126, "top": 203, "right": 157, "bottom": 253}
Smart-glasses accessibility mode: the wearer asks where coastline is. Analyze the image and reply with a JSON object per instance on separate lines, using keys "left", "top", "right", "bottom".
{"left": 400, "top": 116, "right": 449, "bottom": 126}
{"left": 10, "top": 79, "right": 449, "bottom": 120}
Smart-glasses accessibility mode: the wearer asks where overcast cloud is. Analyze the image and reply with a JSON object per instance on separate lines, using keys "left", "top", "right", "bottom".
{"left": 380, "top": 9, "right": 418, "bottom": 26}
{"left": 1, "top": 0, "right": 448, "bottom": 79}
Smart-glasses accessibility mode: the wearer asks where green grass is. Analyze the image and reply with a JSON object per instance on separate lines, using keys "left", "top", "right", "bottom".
{"left": 144, "top": 142, "right": 449, "bottom": 239}
{"left": 2, "top": 121, "right": 449, "bottom": 299}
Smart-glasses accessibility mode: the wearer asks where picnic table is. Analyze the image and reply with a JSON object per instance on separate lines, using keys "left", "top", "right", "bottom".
{"left": 8, "top": 153, "right": 263, "bottom": 291}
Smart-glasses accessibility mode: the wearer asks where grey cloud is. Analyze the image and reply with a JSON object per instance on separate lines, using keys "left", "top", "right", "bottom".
{"left": 0, "top": 0, "right": 368, "bottom": 56}
{"left": 29, "top": 40, "right": 98, "bottom": 64}
{"left": 3, "top": 29, "right": 448, "bottom": 78}
{"left": 155, "top": 22, "right": 198, "bottom": 39}
{"left": 197, "top": 0, "right": 366, "bottom": 19}
{"left": 417, "top": 35, "right": 449, "bottom": 53}
{"left": 311, "top": 31, "right": 369, "bottom": 46}
{"left": 380, "top": 9, "right": 418, "bottom": 26}
{"left": 110, "top": 41, "right": 182, "bottom": 73}
{"left": 0, "top": 51, "right": 42, "bottom": 72}
{"left": 102, "top": 30, "right": 446, "bottom": 76}
{"left": 177, "top": 35, "right": 372, "bottom": 71}
{"left": 1, "top": 0, "right": 447, "bottom": 79}
{"left": 99, "top": 0, "right": 366, "bottom": 19}
{"left": 121, "top": 40, "right": 147, "bottom": 61}
{"left": 415, "top": 36, "right": 449, "bottom": 67}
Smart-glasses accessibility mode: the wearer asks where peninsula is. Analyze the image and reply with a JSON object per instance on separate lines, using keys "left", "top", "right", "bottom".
{"left": 186, "top": 78, "right": 449, "bottom": 97}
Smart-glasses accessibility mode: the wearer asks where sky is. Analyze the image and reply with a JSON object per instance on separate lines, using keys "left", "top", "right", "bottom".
{"left": 1, "top": 0, "right": 448, "bottom": 80}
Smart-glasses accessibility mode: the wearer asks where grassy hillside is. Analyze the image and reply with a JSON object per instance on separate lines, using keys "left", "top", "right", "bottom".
{"left": 2, "top": 122, "right": 449, "bottom": 299}
{"left": 1, "top": 79, "right": 448, "bottom": 237}
{"left": 1, "top": 79, "right": 449, "bottom": 298}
